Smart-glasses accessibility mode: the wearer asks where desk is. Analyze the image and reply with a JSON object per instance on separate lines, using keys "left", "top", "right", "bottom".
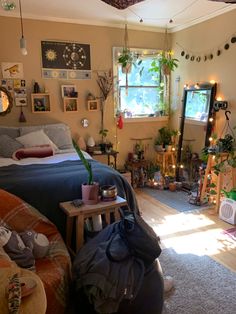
{"left": 59, "top": 196, "right": 127, "bottom": 253}
{"left": 156, "top": 151, "right": 176, "bottom": 175}
{"left": 89, "top": 151, "right": 119, "bottom": 169}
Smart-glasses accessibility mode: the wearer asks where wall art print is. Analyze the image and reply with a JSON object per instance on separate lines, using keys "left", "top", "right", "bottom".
{"left": 1, "top": 62, "right": 24, "bottom": 79}
{"left": 41, "top": 41, "right": 91, "bottom": 80}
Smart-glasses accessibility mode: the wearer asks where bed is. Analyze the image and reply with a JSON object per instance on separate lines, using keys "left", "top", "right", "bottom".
{"left": 0, "top": 123, "right": 138, "bottom": 238}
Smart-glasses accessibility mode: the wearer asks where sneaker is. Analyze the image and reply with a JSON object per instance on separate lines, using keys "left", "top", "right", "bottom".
{"left": 164, "top": 275, "right": 174, "bottom": 293}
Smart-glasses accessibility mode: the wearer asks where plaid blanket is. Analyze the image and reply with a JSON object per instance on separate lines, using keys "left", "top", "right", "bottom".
{"left": 0, "top": 189, "right": 71, "bottom": 314}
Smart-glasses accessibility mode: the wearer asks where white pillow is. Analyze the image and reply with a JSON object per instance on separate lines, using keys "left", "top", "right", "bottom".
{"left": 16, "top": 129, "right": 58, "bottom": 150}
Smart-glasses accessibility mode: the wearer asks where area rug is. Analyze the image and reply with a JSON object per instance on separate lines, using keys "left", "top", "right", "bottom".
{"left": 143, "top": 188, "right": 211, "bottom": 212}
{"left": 159, "top": 248, "right": 236, "bottom": 314}
{"left": 222, "top": 227, "right": 236, "bottom": 240}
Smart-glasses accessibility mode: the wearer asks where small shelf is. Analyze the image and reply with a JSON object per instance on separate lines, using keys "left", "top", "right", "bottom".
{"left": 87, "top": 99, "right": 99, "bottom": 111}
{"left": 31, "top": 93, "right": 51, "bottom": 113}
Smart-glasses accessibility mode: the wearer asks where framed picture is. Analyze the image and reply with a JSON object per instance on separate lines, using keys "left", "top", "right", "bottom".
{"left": 87, "top": 99, "right": 99, "bottom": 111}
{"left": 1, "top": 62, "right": 24, "bottom": 79}
{"left": 61, "top": 85, "right": 78, "bottom": 98}
{"left": 15, "top": 97, "right": 27, "bottom": 107}
{"left": 31, "top": 93, "right": 51, "bottom": 113}
{"left": 64, "top": 98, "right": 78, "bottom": 112}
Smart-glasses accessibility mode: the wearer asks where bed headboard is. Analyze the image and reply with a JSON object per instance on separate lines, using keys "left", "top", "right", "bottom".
{"left": 0, "top": 123, "right": 74, "bottom": 158}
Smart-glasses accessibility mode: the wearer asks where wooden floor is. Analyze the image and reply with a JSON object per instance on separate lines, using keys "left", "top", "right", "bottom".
{"left": 135, "top": 189, "right": 236, "bottom": 273}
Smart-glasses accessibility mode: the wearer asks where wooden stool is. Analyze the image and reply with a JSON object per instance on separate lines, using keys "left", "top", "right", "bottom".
{"left": 156, "top": 151, "right": 176, "bottom": 175}
{"left": 60, "top": 196, "right": 127, "bottom": 254}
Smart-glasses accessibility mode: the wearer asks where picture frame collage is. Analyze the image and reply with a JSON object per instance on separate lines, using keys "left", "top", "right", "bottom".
{"left": 61, "top": 84, "right": 78, "bottom": 112}
{"left": 1, "top": 62, "right": 27, "bottom": 107}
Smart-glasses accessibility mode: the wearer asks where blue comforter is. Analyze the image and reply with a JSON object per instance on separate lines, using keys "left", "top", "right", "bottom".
{"left": 0, "top": 160, "right": 138, "bottom": 237}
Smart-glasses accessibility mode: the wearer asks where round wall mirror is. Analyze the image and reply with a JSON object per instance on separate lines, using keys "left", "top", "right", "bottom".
{"left": 81, "top": 118, "right": 89, "bottom": 128}
{"left": 0, "top": 86, "right": 13, "bottom": 116}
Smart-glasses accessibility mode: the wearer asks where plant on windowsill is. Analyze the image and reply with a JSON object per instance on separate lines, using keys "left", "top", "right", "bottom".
{"left": 73, "top": 140, "right": 99, "bottom": 204}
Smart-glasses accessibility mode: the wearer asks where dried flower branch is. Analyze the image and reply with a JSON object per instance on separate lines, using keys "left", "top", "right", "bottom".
{"left": 96, "top": 70, "right": 114, "bottom": 101}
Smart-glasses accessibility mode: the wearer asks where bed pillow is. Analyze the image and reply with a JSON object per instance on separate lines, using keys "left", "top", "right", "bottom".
{"left": 0, "top": 127, "right": 20, "bottom": 139}
{"left": 20, "top": 123, "right": 73, "bottom": 150}
{"left": 16, "top": 129, "right": 58, "bottom": 150}
{"left": 0, "top": 135, "right": 24, "bottom": 158}
{"left": 12, "top": 145, "right": 54, "bottom": 160}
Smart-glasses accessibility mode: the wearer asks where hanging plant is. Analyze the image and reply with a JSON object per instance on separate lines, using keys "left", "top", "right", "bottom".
{"left": 158, "top": 50, "right": 179, "bottom": 76}
{"left": 118, "top": 48, "right": 134, "bottom": 73}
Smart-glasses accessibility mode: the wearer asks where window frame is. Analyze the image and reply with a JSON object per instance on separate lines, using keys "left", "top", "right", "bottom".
{"left": 113, "top": 47, "right": 169, "bottom": 122}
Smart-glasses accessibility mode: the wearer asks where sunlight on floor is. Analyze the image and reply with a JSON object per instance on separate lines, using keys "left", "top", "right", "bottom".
{"left": 147, "top": 211, "right": 236, "bottom": 257}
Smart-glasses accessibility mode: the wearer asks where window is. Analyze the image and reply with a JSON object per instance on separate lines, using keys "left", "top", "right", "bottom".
{"left": 113, "top": 47, "right": 167, "bottom": 119}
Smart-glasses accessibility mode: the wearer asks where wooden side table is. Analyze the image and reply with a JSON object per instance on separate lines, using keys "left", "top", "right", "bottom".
{"left": 59, "top": 196, "right": 127, "bottom": 254}
{"left": 89, "top": 151, "right": 119, "bottom": 169}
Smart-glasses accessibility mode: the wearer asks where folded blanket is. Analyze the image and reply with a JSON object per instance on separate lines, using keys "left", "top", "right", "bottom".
{"left": 13, "top": 145, "right": 54, "bottom": 160}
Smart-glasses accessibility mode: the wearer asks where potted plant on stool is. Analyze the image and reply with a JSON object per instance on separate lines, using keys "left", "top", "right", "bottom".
{"left": 73, "top": 140, "right": 99, "bottom": 205}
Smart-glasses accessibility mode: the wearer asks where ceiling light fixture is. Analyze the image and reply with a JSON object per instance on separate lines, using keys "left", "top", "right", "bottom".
{"left": 19, "top": 0, "right": 27, "bottom": 56}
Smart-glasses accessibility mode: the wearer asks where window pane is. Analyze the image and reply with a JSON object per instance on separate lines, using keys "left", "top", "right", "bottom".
{"left": 119, "top": 86, "right": 160, "bottom": 117}
{"left": 118, "top": 58, "right": 159, "bottom": 87}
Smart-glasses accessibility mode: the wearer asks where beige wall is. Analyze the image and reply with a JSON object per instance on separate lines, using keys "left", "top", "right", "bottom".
{"left": 1, "top": 9, "right": 236, "bottom": 167}
{"left": 0, "top": 16, "right": 168, "bottom": 167}
{"left": 171, "top": 9, "right": 236, "bottom": 139}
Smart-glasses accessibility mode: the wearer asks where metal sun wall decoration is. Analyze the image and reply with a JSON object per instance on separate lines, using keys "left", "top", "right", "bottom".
{"left": 100, "top": 0, "right": 145, "bottom": 9}
{"left": 41, "top": 41, "right": 91, "bottom": 80}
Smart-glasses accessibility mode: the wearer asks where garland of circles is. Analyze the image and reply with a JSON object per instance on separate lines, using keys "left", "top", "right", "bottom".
{"left": 177, "top": 35, "right": 236, "bottom": 62}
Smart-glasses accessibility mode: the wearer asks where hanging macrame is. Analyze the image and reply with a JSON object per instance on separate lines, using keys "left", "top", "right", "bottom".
{"left": 117, "top": 24, "right": 132, "bottom": 94}
{"left": 100, "top": 0, "right": 145, "bottom": 9}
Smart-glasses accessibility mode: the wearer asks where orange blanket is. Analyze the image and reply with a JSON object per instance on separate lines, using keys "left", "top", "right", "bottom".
{"left": 0, "top": 189, "right": 71, "bottom": 314}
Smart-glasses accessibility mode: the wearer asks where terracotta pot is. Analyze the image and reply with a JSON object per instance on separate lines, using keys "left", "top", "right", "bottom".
{"left": 169, "top": 182, "right": 176, "bottom": 192}
{"left": 122, "top": 63, "right": 132, "bottom": 74}
{"left": 161, "top": 64, "right": 171, "bottom": 76}
{"left": 82, "top": 182, "right": 99, "bottom": 205}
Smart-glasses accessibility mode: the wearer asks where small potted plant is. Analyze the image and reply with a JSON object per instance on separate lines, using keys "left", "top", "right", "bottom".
{"left": 154, "top": 137, "right": 163, "bottom": 152}
{"left": 73, "top": 140, "right": 99, "bottom": 204}
{"left": 158, "top": 126, "right": 172, "bottom": 151}
{"left": 99, "top": 128, "right": 109, "bottom": 152}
